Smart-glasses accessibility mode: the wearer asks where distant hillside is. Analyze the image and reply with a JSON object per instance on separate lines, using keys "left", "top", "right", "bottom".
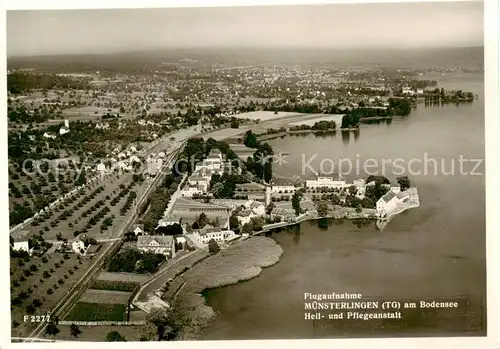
{"left": 7, "top": 46, "right": 484, "bottom": 73}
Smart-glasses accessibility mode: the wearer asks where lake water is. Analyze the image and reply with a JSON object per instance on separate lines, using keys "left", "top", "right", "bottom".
{"left": 200, "top": 72, "right": 486, "bottom": 339}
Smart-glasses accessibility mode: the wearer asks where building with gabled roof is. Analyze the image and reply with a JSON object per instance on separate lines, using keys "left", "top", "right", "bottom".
{"left": 158, "top": 213, "right": 182, "bottom": 227}
{"left": 270, "top": 177, "right": 297, "bottom": 194}
{"left": 137, "top": 235, "right": 175, "bottom": 258}
{"left": 376, "top": 188, "right": 410, "bottom": 218}
{"left": 305, "top": 173, "right": 346, "bottom": 189}
{"left": 131, "top": 224, "right": 145, "bottom": 236}
{"left": 192, "top": 226, "right": 237, "bottom": 246}
{"left": 12, "top": 231, "right": 31, "bottom": 254}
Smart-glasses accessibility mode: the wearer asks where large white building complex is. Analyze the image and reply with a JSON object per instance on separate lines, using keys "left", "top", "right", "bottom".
{"left": 305, "top": 173, "right": 346, "bottom": 189}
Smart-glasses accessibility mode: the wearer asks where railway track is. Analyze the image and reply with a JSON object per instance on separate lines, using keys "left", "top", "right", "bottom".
{"left": 22, "top": 145, "right": 184, "bottom": 342}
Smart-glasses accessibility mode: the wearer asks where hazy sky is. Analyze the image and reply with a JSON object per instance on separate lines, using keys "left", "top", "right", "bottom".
{"left": 7, "top": 2, "right": 483, "bottom": 56}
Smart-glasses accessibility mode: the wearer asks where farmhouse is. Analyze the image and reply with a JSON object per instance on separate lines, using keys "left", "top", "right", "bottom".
{"left": 236, "top": 209, "right": 254, "bottom": 226}
{"left": 131, "top": 224, "right": 145, "bottom": 236}
{"left": 157, "top": 213, "right": 181, "bottom": 227}
{"left": 137, "top": 235, "right": 176, "bottom": 258}
{"left": 245, "top": 200, "right": 266, "bottom": 216}
{"left": 96, "top": 163, "right": 106, "bottom": 174}
{"left": 72, "top": 239, "right": 86, "bottom": 254}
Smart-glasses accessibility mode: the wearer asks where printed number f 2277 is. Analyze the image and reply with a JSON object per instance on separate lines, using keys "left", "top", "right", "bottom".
{"left": 23, "top": 315, "right": 50, "bottom": 323}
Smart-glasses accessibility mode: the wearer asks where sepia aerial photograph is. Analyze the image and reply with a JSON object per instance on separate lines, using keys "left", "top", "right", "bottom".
{"left": 5, "top": 1, "right": 487, "bottom": 343}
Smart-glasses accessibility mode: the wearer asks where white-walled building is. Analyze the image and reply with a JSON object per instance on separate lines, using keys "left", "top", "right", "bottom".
{"left": 59, "top": 127, "right": 70, "bottom": 135}
{"left": 376, "top": 188, "right": 410, "bottom": 218}
{"left": 237, "top": 210, "right": 253, "bottom": 226}
{"left": 137, "top": 235, "right": 175, "bottom": 258}
{"left": 95, "top": 122, "right": 110, "bottom": 130}
{"left": 72, "top": 239, "right": 86, "bottom": 254}
{"left": 195, "top": 149, "right": 224, "bottom": 173}
{"left": 12, "top": 233, "right": 30, "bottom": 254}
{"left": 192, "top": 227, "right": 237, "bottom": 245}
{"left": 181, "top": 184, "right": 204, "bottom": 197}
{"left": 195, "top": 159, "right": 222, "bottom": 173}
{"left": 187, "top": 174, "right": 209, "bottom": 192}
{"left": 158, "top": 214, "right": 181, "bottom": 227}
{"left": 131, "top": 224, "right": 145, "bottom": 236}
{"left": 96, "top": 163, "right": 106, "bottom": 174}
{"left": 306, "top": 173, "right": 346, "bottom": 189}
{"left": 13, "top": 240, "right": 30, "bottom": 253}
{"left": 353, "top": 178, "right": 366, "bottom": 196}
{"left": 244, "top": 200, "right": 266, "bottom": 216}
{"left": 43, "top": 132, "right": 57, "bottom": 140}
{"left": 176, "top": 236, "right": 186, "bottom": 245}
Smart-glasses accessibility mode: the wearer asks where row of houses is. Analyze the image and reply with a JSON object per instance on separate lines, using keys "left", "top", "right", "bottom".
{"left": 132, "top": 224, "right": 237, "bottom": 257}
{"left": 267, "top": 174, "right": 365, "bottom": 193}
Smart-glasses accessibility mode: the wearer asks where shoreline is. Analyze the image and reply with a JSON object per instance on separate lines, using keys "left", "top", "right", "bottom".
{"left": 257, "top": 128, "right": 360, "bottom": 141}
{"left": 164, "top": 237, "right": 283, "bottom": 340}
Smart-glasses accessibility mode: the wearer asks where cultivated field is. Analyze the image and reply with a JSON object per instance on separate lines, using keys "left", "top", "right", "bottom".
{"left": 65, "top": 302, "right": 127, "bottom": 322}
{"left": 96, "top": 271, "right": 150, "bottom": 283}
{"left": 170, "top": 198, "right": 230, "bottom": 225}
{"left": 79, "top": 289, "right": 132, "bottom": 304}
{"left": 232, "top": 111, "right": 304, "bottom": 121}
{"left": 41, "top": 324, "right": 145, "bottom": 342}
{"left": 62, "top": 107, "right": 119, "bottom": 121}
{"left": 18, "top": 172, "right": 148, "bottom": 242}
{"left": 89, "top": 279, "right": 140, "bottom": 292}
{"left": 288, "top": 113, "right": 344, "bottom": 126}
{"left": 62, "top": 276, "right": 143, "bottom": 324}
{"left": 10, "top": 251, "right": 97, "bottom": 339}
{"left": 201, "top": 126, "right": 248, "bottom": 141}
{"left": 171, "top": 197, "right": 228, "bottom": 211}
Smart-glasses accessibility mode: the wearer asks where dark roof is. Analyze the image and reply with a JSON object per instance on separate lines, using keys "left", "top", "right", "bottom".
{"left": 13, "top": 230, "right": 30, "bottom": 242}
{"left": 199, "top": 227, "right": 223, "bottom": 236}
{"left": 137, "top": 235, "right": 174, "bottom": 247}
{"left": 271, "top": 177, "right": 296, "bottom": 186}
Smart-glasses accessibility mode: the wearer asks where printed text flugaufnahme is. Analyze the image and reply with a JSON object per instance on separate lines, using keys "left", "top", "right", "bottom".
{"left": 304, "top": 292, "right": 363, "bottom": 301}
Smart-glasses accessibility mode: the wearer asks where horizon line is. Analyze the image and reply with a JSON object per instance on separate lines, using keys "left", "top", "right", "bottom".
{"left": 7, "top": 45, "right": 485, "bottom": 59}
